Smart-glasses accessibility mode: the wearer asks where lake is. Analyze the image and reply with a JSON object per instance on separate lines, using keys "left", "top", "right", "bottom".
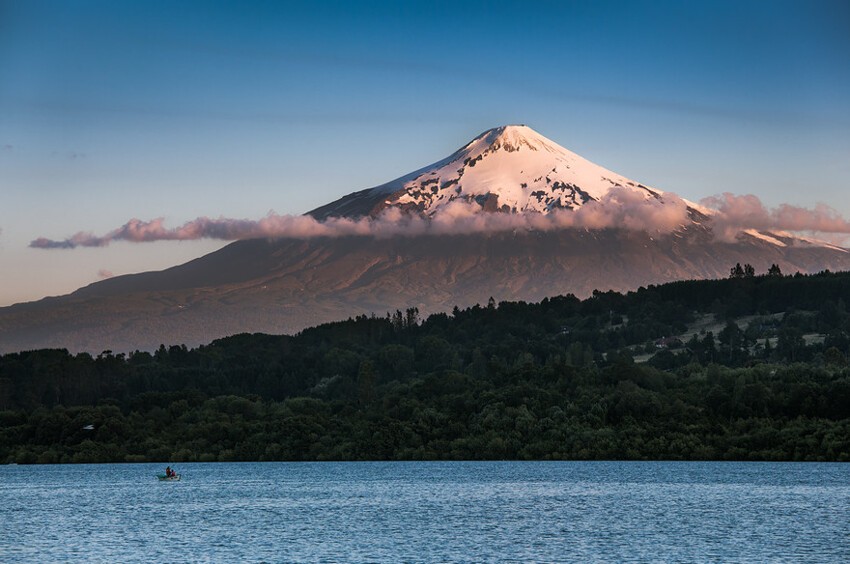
{"left": 1, "top": 461, "right": 848, "bottom": 562}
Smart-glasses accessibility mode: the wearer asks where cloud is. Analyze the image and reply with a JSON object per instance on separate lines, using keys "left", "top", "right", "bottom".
{"left": 31, "top": 214, "right": 373, "bottom": 249}
{"left": 97, "top": 269, "right": 114, "bottom": 279}
{"left": 30, "top": 189, "right": 693, "bottom": 249}
{"left": 30, "top": 189, "right": 850, "bottom": 250}
{"left": 700, "top": 193, "right": 850, "bottom": 242}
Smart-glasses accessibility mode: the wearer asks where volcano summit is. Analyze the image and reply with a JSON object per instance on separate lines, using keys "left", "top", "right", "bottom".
{"left": 310, "top": 124, "right": 701, "bottom": 229}
{"left": 2, "top": 125, "right": 848, "bottom": 353}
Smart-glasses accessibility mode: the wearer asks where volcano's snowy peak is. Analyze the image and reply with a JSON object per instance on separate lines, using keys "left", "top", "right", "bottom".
{"left": 369, "top": 125, "right": 674, "bottom": 216}
{"left": 310, "top": 124, "right": 691, "bottom": 219}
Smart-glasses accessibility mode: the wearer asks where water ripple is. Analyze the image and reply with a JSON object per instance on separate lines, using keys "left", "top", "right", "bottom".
{"left": 0, "top": 461, "right": 848, "bottom": 563}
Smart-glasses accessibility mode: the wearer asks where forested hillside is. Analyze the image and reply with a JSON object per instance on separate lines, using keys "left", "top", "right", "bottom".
{"left": 3, "top": 268, "right": 850, "bottom": 463}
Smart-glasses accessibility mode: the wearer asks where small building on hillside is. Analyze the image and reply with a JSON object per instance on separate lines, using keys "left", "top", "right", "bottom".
{"left": 655, "top": 336, "right": 684, "bottom": 350}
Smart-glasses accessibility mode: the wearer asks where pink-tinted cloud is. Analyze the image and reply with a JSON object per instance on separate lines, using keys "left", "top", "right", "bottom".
{"left": 30, "top": 188, "right": 692, "bottom": 249}
{"left": 700, "top": 193, "right": 850, "bottom": 242}
{"left": 30, "top": 189, "right": 850, "bottom": 250}
{"left": 29, "top": 214, "right": 392, "bottom": 249}
{"left": 97, "top": 269, "right": 114, "bottom": 279}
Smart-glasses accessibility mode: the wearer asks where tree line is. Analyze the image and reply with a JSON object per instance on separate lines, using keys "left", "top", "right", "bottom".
{"left": 2, "top": 269, "right": 850, "bottom": 463}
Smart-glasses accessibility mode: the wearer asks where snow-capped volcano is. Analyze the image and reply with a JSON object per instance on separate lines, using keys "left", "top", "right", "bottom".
{"left": 311, "top": 124, "right": 697, "bottom": 219}
{"left": 4, "top": 124, "right": 849, "bottom": 354}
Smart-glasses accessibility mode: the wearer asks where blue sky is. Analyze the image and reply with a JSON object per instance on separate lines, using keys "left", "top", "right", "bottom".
{"left": 1, "top": 0, "right": 849, "bottom": 305}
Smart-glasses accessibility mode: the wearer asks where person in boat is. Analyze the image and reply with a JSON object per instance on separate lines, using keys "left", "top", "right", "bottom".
{"left": 165, "top": 466, "right": 172, "bottom": 477}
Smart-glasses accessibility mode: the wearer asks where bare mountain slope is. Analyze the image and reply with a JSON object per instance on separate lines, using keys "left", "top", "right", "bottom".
{"left": 2, "top": 229, "right": 848, "bottom": 353}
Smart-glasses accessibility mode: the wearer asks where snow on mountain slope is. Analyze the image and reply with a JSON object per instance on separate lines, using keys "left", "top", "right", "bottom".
{"left": 311, "top": 125, "right": 704, "bottom": 219}
{"left": 748, "top": 230, "right": 849, "bottom": 253}
{"left": 742, "top": 229, "right": 787, "bottom": 247}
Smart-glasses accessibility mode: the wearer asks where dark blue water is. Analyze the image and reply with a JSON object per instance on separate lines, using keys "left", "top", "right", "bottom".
{"left": 1, "top": 461, "right": 848, "bottom": 562}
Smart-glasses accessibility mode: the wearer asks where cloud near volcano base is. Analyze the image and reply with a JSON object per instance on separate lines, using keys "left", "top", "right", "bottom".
{"left": 29, "top": 189, "right": 850, "bottom": 249}
{"left": 700, "top": 193, "right": 850, "bottom": 242}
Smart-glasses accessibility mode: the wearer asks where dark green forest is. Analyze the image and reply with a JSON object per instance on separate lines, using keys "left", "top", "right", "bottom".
{"left": 3, "top": 267, "right": 850, "bottom": 464}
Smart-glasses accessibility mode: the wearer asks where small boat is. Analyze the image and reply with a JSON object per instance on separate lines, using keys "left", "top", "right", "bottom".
{"left": 156, "top": 474, "right": 181, "bottom": 481}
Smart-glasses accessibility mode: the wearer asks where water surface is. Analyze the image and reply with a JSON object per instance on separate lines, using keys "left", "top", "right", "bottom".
{"left": 1, "top": 461, "right": 848, "bottom": 562}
